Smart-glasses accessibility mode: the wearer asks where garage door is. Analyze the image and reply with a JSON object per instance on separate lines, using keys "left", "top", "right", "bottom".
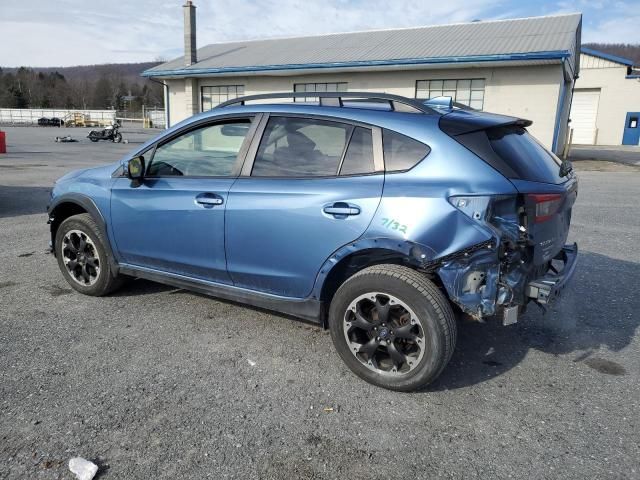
{"left": 570, "top": 90, "right": 600, "bottom": 144}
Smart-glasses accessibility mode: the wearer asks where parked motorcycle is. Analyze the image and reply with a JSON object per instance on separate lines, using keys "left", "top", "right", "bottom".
{"left": 87, "top": 122, "right": 122, "bottom": 143}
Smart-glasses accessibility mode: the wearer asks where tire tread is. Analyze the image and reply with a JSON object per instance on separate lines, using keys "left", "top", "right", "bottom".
{"left": 330, "top": 264, "right": 457, "bottom": 390}
{"left": 56, "top": 213, "right": 124, "bottom": 296}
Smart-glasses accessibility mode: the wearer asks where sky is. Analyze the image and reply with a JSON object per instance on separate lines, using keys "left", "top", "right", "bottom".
{"left": 0, "top": 0, "right": 638, "bottom": 67}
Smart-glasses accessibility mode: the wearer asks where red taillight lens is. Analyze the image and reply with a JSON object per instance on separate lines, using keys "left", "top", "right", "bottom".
{"left": 528, "top": 193, "right": 563, "bottom": 223}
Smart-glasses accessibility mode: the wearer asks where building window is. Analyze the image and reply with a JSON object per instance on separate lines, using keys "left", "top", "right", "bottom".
{"left": 201, "top": 85, "right": 245, "bottom": 110}
{"left": 293, "top": 82, "right": 348, "bottom": 102}
{"left": 415, "top": 79, "right": 485, "bottom": 110}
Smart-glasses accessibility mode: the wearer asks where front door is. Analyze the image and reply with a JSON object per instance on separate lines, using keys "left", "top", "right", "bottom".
{"left": 622, "top": 112, "right": 640, "bottom": 145}
{"left": 110, "top": 117, "right": 254, "bottom": 283}
{"left": 225, "top": 115, "right": 384, "bottom": 298}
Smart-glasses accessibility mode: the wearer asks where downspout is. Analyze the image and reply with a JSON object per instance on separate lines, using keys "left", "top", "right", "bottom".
{"left": 552, "top": 19, "right": 581, "bottom": 155}
{"left": 149, "top": 77, "right": 170, "bottom": 129}
{"left": 551, "top": 58, "right": 567, "bottom": 153}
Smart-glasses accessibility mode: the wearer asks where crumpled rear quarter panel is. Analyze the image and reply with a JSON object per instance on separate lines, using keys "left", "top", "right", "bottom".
{"left": 362, "top": 128, "right": 518, "bottom": 316}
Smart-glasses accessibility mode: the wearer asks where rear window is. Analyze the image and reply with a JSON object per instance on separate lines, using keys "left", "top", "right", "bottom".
{"left": 487, "top": 126, "right": 564, "bottom": 184}
{"left": 382, "top": 129, "right": 430, "bottom": 172}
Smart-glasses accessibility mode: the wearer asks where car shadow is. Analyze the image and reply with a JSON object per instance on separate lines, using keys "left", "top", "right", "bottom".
{"left": 0, "top": 185, "right": 51, "bottom": 218}
{"left": 106, "top": 251, "right": 638, "bottom": 390}
{"left": 112, "top": 277, "right": 322, "bottom": 326}
{"left": 111, "top": 278, "right": 175, "bottom": 296}
{"left": 429, "top": 251, "right": 639, "bottom": 390}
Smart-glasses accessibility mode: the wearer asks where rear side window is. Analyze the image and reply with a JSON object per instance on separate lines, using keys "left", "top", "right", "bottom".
{"left": 383, "top": 129, "right": 430, "bottom": 172}
{"left": 252, "top": 117, "right": 351, "bottom": 177}
{"left": 488, "top": 126, "right": 563, "bottom": 184}
{"left": 340, "top": 127, "right": 374, "bottom": 175}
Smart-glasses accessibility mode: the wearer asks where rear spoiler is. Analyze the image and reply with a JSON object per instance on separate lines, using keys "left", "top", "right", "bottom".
{"left": 440, "top": 110, "right": 532, "bottom": 136}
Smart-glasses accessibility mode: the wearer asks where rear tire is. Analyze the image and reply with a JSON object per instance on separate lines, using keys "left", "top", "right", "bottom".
{"left": 55, "top": 213, "right": 124, "bottom": 296}
{"left": 329, "top": 264, "right": 456, "bottom": 391}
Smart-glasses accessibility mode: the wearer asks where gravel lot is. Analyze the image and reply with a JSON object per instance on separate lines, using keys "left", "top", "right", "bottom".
{"left": 1, "top": 127, "right": 639, "bottom": 479}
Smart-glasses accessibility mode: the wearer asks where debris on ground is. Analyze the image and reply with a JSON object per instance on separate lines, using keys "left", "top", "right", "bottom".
{"left": 68, "top": 457, "right": 98, "bottom": 480}
{"left": 323, "top": 407, "right": 334, "bottom": 413}
{"left": 55, "top": 136, "right": 78, "bottom": 143}
{"left": 247, "top": 359, "right": 256, "bottom": 366}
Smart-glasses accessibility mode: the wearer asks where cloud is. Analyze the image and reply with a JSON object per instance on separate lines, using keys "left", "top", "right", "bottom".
{"left": 0, "top": 0, "right": 502, "bottom": 67}
{"left": 0, "top": 0, "right": 636, "bottom": 67}
{"left": 580, "top": 1, "right": 640, "bottom": 43}
{"left": 197, "top": 0, "right": 503, "bottom": 42}
{"left": 583, "top": 15, "right": 640, "bottom": 43}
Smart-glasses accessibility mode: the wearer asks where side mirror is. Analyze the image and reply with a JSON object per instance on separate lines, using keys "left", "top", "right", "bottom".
{"left": 127, "top": 156, "right": 145, "bottom": 185}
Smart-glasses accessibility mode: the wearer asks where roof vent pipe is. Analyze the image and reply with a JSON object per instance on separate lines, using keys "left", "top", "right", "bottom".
{"left": 183, "top": 1, "right": 197, "bottom": 66}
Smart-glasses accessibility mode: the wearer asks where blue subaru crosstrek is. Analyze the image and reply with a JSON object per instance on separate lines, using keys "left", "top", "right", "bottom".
{"left": 48, "top": 92, "right": 578, "bottom": 391}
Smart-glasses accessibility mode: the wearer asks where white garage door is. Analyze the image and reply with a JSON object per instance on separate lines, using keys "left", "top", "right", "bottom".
{"left": 571, "top": 90, "right": 600, "bottom": 145}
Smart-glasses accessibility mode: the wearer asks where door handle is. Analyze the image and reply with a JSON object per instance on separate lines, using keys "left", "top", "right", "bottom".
{"left": 195, "top": 193, "right": 224, "bottom": 207}
{"left": 323, "top": 202, "right": 360, "bottom": 217}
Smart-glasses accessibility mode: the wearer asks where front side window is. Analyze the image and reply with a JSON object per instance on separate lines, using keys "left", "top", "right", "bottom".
{"left": 147, "top": 119, "right": 251, "bottom": 177}
{"left": 416, "top": 78, "right": 485, "bottom": 110}
{"left": 201, "top": 85, "right": 245, "bottom": 110}
{"left": 251, "top": 117, "right": 352, "bottom": 177}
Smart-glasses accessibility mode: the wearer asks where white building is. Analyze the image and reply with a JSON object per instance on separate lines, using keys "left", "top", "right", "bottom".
{"left": 571, "top": 48, "right": 640, "bottom": 146}
{"left": 144, "top": 4, "right": 582, "bottom": 154}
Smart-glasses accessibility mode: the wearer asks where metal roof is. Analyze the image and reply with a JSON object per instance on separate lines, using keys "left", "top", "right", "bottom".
{"left": 143, "top": 13, "right": 582, "bottom": 78}
{"left": 581, "top": 47, "right": 635, "bottom": 67}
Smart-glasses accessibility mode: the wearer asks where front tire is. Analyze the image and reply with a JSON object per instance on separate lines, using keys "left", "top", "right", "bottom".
{"left": 329, "top": 264, "right": 456, "bottom": 391}
{"left": 55, "top": 213, "right": 124, "bottom": 296}
{"left": 113, "top": 133, "right": 122, "bottom": 143}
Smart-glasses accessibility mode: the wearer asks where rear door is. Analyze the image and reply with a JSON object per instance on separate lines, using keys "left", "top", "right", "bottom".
{"left": 225, "top": 114, "right": 384, "bottom": 298}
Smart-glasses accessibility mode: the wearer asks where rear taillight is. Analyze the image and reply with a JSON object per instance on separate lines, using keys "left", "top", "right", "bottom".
{"left": 449, "top": 195, "right": 522, "bottom": 241}
{"left": 528, "top": 194, "right": 562, "bottom": 223}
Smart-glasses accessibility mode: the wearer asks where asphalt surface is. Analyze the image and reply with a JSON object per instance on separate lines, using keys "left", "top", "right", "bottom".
{"left": 1, "top": 127, "right": 639, "bottom": 479}
{"left": 570, "top": 145, "right": 640, "bottom": 167}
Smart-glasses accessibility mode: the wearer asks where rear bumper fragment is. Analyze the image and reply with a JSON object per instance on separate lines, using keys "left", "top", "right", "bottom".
{"left": 525, "top": 243, "right": 578, "bottom": 305}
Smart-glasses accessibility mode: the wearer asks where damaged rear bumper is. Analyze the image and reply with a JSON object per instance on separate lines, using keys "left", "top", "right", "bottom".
{"left": 525, "top": 243, "right": 578, "bottom": 305}
{"left": 436, "top": 241, "right": 578, "bottom": 324}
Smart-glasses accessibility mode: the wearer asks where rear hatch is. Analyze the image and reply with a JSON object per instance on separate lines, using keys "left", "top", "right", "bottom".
{"left": 440, "top": 110, "right": 578, "bottom": 266}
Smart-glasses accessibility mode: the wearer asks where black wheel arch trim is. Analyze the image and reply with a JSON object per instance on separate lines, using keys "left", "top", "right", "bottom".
{"left": 48, "top": 193, "right": 120, "bottom": 276}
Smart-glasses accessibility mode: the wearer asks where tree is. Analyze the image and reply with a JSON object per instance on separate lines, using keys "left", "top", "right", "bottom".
{"left": 92, "top": 76, "right": 113, "bottom": 109}
{"left": 0, "top": 61, "right": 165, "bottom": 110}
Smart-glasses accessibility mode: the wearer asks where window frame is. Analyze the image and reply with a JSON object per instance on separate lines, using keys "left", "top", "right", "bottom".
{"left": 143, "top": 114, "right": 259, "bottom": 179}
{"left": 382, "top": 128, "right": 431, "bottom": 174}
{"left": 240, "top": 113, "right": 384, "bottom": 179}
{"left": 415, "top": 78, "right": 486, "bottom": 110}
{"left": 201, "top": 85, "right": 245, "bottom": 111}
{"left": 293, "top": 82, "right": 348, "bottom": 103}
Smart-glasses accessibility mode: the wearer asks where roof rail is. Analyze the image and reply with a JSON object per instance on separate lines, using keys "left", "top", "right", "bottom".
{"left": 214, "top": 91, "right": 438, "bottom": 114}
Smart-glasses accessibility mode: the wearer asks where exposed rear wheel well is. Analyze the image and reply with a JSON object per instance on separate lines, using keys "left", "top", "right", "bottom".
{"left": 319, "top": 248, "right": 434, "bottom": 326}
